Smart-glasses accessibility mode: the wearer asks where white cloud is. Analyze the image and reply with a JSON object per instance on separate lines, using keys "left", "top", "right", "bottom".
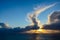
{"left": 27, "top": 3, "right": 56, "bottom": 28}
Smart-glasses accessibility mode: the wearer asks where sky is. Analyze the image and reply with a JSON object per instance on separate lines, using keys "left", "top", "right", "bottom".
{"left": 0, "top": 0, "right": 60, "bottom": 28}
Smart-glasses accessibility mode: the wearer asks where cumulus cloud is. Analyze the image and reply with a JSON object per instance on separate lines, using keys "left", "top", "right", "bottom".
{"left": 0, "top": 23, "right": 9, "bottom": 28}
{"left": 48, "top": 11, "right": 60, "bottom": 24}
{"left": 43, "top": 11, "right": 60, "bottom": 30}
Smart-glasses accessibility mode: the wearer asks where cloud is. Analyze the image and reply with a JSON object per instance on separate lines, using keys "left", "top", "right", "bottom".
{"left": 43, "top": 22, "right": 60, "bottom": 30}
{"left": 0, "top": 3, "right": 59, "bottom": 34}
{"left": 48, "top": 11, "right": 60, "bottom": 23}
{"left": 27, "top": 3, "right": 56, "bottom": 29}
{"left": 43, "top": 11, "right": 60, "bottom": 30}
{"left": 0, "top": 23, "right": 9, "bottom": 28}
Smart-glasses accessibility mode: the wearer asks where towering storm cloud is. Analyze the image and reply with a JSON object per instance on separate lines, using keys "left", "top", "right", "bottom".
{"left": 27, "top": 3, "right": 56, "bottom": 28}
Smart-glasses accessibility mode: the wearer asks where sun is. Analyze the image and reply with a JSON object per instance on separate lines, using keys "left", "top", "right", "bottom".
{"left": 38, "top": 29, "right": 42, "bottom": 31}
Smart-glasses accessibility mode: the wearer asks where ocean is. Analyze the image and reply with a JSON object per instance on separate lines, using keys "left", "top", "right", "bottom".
{"left": 0, "top": 33, "right": 60, "bottom": 40}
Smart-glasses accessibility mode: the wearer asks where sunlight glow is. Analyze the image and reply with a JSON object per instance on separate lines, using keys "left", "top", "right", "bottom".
{"left": 22, "top": 29, "right": 60, "bottom": 34}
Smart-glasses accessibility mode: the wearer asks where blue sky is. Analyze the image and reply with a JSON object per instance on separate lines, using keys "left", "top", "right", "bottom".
{"left": 0, "top": 0, "right": 60, "bottom": 28}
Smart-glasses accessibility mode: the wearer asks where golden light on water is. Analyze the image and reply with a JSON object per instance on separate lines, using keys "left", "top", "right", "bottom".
{"left": 22, "top": 28, "right": 60, "bottom": 34}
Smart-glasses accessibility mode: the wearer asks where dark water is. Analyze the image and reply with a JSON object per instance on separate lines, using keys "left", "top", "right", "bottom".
{"left": 0, "top": 33, "right": 60, "bottom": 40}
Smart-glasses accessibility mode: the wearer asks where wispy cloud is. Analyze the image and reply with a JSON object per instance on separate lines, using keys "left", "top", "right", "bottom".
{"left": 27, "top": 3, "right": 56, "bottom": 28}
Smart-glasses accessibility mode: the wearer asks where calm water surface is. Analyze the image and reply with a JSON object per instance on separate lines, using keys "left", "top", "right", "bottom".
{"left": 0, "top": 33, "right": 60, "bottom": 40}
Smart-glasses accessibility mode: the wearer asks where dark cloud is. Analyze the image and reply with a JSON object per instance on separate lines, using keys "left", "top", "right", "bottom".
{"left": 0, "top": 11, "right": 60, "bottom": 33}
{"left": 42, "top": 11, "right": 60, "bottom": 30}
{"left": 49, "top": 11, "right": 60, "bottom": 23}
{"left": 0, "top": 22, "right": 39, "bottom": 33}
{"left": 0, "top": 23, "right": 9, "bottom": 28}
{"left": 43, "top": 22, "right": 60, "bottom": 30}
{"left": 25, "top": 25, "right": 39, "bottom": 30}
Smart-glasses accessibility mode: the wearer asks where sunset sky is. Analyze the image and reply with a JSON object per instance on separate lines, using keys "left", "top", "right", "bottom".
{"left": 0, "top": 0, "right": 60, "bottom": 28}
